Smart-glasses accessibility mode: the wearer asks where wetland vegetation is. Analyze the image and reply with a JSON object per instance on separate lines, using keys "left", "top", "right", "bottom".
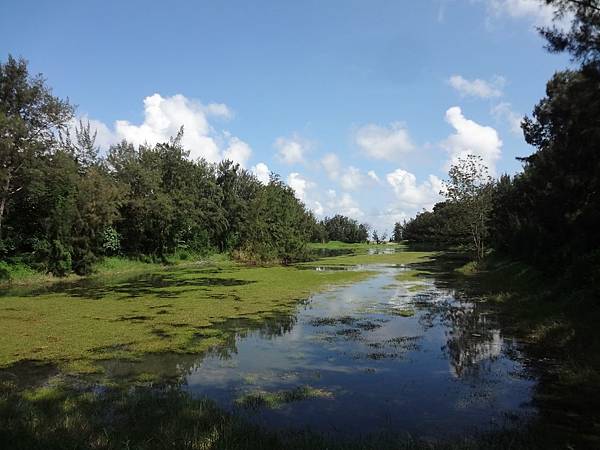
{"left": 2, "top": 0, "right": 600, "bottom": 448}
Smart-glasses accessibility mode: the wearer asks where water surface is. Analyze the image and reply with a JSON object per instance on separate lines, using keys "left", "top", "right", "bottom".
{"left": 109, "top": 263, "right": 536, "bottom": 438}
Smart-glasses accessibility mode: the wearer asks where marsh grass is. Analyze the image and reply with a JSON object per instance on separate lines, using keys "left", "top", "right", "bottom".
{"left": 235, "top": 385, "right": 334, "bottom": 409}
{"left": 0, "top": 263, "right": 372, "bottom": 375}
{"left": 0, "top": 246, "right": 594, "bottom": 449}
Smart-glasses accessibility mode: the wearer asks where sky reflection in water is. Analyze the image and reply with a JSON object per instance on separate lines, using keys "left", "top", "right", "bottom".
{"left": 179, "top": 264, "right": 535, "bottom": 438}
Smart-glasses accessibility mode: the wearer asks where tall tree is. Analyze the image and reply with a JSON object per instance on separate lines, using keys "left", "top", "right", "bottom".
{"left": 443, "top": 155, "right": 494, "bottom": 260}
{"left": 0, "top": 56, "right": 73, "bottom": 239}
{"left": 541, "top": 0, "right": 600, "bottom": 66}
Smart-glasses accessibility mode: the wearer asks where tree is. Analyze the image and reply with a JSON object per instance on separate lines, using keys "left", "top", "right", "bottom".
{"left": 489, "top": 1, "right": 600, "bottom": 269}
{"left": 0, "top": 56, "right": 73, "bottom": 240}
{"left": 320, "top": 215, "right": 369, "bottom": 243}
{"left": 357, "top": 223, "right": 370, "bottom": 243}
{"left": 541, "top": 0, "right": 600, "bottom": 66}
{"left": 442, "top": 155, "right": 494, "bottom": 260}
{"left": 372, "top": 230, "right": 380, "bottom": 245}
{"left": 59, "top": 119, "right": 100, "bottom": 170}
{"left": 243, "top": 174, "right": 313, "bottom": 263}
{"left": 392, "top": 221, "right": 404, "bottom": 242}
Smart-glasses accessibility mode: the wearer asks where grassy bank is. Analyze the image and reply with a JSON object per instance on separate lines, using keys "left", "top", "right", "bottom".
{"left": 0, "top": 253, "right": 226, "bottom": 287}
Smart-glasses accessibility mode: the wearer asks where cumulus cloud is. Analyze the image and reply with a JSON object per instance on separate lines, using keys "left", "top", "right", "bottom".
{"left": 447, "top": 74, "right": 505, "bottom": 98}
{"left": 355, "top": 122, "right": 415, "bottom": 161}
{"left": 223, "top": 136, "right": 252, "bottom": 167}
{"left": 284, "top": 171, "right": 364, "bottom": 219}
{"left": 339, "top": 166, "right": 365, "bottom": 191}
{"left": 325, "top": 190, "right": 364, "bottom": 219}
{"left": 79, "top": 93, "right": 252, "bottom": 164}
{"left": 386, "top": 169, "right": 443, "bottom": 212}
{"left": 275, "top": 135, "right": 310, "bottom": 165}
{"left": 483, "top": 0, "right": 559, "bottom": 27}
{"left": 321, "top": 153, "right": 341, "bottom": 179}
{"left": 287, "top": 172, "right": 312, "bottom": 202}
{"left": 442, "top": 106, "right": 502, "bottom": 174}
{"left": 313, "top": 201, "right": 325, "bottom": 216}
{"left": 321, "top": 153, "right": 379, "bottom": 191}
{"left": 251, "top": 162, "right": 271, "bottom": 184}
{"left": 491, "top": 102, "right": 523, "bottom": 135}
{"left": 202, "top": 102, "right": 233, "bottom": 118}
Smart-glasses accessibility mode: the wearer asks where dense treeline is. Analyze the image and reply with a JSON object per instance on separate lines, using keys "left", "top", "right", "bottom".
{"left": 0, "top": 56, "right": 331, "bottom": 275}
{"left": 311, "top": 215, "right": 369, "bottom": 244}
{"left": 395, "top": 0, "right": 600, "bottom": 282}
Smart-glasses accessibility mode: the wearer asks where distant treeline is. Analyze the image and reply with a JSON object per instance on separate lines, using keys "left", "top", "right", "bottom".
{"left": 0, "top": 57, "right": 371, "bottom": 277}
{"left": 393, "top": 0, "right": 600, "bottom": 285}
{"left": 311, "top": 215, "right": 370, "bottom": 244}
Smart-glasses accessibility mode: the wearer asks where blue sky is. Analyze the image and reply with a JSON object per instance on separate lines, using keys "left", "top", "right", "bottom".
{"left": 0, "top": 0, "right": 570, "bottom": 233}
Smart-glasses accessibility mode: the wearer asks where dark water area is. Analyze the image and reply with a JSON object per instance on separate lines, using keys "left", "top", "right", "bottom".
{"left": 106, "top": 263, "right": 536, "bottom": 439}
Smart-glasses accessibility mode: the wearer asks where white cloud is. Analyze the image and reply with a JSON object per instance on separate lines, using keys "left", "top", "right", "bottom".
{"left": 251, "top": 162, "right": 271, "bottom": 184}
{"left": 223, "top": 136, "right": 252, "bottom": 167}
{"left": 275, "top": 135, "right": 309, "bottom": 165}
{"left": 313, "top": 201, "right": 325, "bottom": 216}
{"left": 286, "top": 177, "right": 364, "bottom": 220}
{"left": 355, "top": 122, "right": 415, "bottom": 161}
{"left": 491, "top": 102, "right": 523, "bottom": 135}
{"left": 321, "top": 153, "right": 341, "bottom": 179}
{"left": 339, "top": 166, "right": 365, "bottom": 191}
{"left": 367, "top": 170, "right": 381, "bottom": 183}
{"left": 80, "top": 93, "right": 252, "bottom": 164}
{"left": 447, "top": 75, "right": 505, "bottom": 99}
{"left": 321, "top": 153, "right": 378, "bottom": 191}
{"left": 325, "top": 190, "right": 364, "bottom": 219}
{"left": 203, "top": 102, "right": 233, "bottom": 118}
{"left": 442, "top": 106, "right": 502, "bottom": 174}
{"left": 287, "top": 172, "right": 312, "bottom": 202}
{"left": 386, "top": 169, "right": 443, "bottom": 211}
{"left": 484, "top": 0, "right": 559, "bottom": 27}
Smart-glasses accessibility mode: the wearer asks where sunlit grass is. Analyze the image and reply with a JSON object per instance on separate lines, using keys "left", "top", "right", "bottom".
{"left": 0, "top": 262, "right": 371, "bottom": 375}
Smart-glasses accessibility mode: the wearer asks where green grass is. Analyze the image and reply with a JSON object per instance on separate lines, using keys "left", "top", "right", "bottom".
{"left": 0, "top": 243, "right": 434, "bottom": 375}
{"left": 0, "top": 262, "right": 372, "bottom": 375}
{"left": 235, "top": 385, "right": 333, "bottom": 409}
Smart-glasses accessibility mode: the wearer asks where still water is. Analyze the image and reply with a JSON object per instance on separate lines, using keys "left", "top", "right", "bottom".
{"left": 111, "top": 263, "right": 536, "bottom": 439}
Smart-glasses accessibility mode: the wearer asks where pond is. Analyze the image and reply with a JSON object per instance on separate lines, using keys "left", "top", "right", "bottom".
{"left": 103, "top": 263, "right": 536, "bottom": 439}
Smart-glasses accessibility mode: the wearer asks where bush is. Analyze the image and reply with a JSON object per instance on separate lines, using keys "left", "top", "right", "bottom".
{"left": 48, "top": 240, "right": 72, "bottom": 277}
{"left": 0, "top": 261, "right": 10, "bottom": 282}
{"left": 102, "top": 227, "right": 121, "bottom": 256}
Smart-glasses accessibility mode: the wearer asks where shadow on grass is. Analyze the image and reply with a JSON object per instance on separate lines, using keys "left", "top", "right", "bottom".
{"left": 1, "top": 268, "right": 256, "bottom": 300}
